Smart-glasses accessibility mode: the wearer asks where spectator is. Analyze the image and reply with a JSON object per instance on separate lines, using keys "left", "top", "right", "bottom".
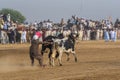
{"left": 21, "top": 29, "right": 27, "bottom": 43}
{"left": 104, "top": 29, "right": 110, "bottom": 42}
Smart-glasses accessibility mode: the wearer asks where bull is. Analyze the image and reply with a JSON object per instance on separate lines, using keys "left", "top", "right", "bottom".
{"left": 52, "top": 33, "right": 78, "bottom": 66}
{"left": 29, "top": 35, "right": 45, "bottom": 67}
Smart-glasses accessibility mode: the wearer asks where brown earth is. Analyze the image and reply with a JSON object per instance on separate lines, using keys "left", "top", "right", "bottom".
{"left": 0, "top": 40, "right": 120, "bottom": 80}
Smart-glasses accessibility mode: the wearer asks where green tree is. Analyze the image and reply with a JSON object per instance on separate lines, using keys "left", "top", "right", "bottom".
{"left": 0, "top": 8, "right": 26, "bottom": 23}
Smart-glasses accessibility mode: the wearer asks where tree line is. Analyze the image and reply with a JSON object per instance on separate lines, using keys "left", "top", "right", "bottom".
{"left": 0, "top": 8, "right": 26, "bottom": 23}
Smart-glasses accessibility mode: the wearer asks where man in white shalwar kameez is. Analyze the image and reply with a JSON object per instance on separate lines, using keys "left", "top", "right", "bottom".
{"left": 110, "top": 29, "right": 116, "bottom": 42}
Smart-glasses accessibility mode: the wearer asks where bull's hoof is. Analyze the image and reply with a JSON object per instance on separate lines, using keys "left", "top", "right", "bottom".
{"left": 31, "top": 64, "right": 34, "bottom": 66}
{"left": 60, "top": 64, "right": 63, "bottom": 66}
{"left": 41, "top": 64, "right": 47, "bottom": 67}
{"left": 51, "top": 65, "right": 55, "bottom": 67}
{"left": 67, "top": 58, "right": 70, "bottom": 61}
{"left": 75, "top": 58, "right": 77, "bottom": 62}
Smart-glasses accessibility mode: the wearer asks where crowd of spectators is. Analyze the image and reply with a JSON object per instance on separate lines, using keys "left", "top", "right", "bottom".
{"left": 0, "top": 14, "right": 120, "bottom": 44}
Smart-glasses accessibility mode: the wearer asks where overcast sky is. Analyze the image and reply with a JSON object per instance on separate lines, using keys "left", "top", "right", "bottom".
{"left": 0, "top": 0, "right": 120, "bottom": 23}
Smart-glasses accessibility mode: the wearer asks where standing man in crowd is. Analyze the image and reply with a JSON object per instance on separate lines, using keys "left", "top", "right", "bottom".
{"left": 21, "top": 29, "right": 27, "bottom": 43}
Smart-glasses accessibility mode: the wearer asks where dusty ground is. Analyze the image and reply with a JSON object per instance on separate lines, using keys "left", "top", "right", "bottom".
{"left": 0, "top": 40, "right": 120, "bottom": 80}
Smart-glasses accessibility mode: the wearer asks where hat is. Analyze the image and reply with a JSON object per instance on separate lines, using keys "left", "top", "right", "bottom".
{"left": 33, "top": 35, "right": 39, "bottom": 40}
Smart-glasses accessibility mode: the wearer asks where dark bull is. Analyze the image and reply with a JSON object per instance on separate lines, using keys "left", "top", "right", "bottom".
{"left": 29, "top": 39, "right": 45, "bottom": 67}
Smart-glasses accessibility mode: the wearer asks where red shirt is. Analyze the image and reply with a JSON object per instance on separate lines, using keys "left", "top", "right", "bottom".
{"left": 35, "top": 31, "right": 42, "bottom": 38}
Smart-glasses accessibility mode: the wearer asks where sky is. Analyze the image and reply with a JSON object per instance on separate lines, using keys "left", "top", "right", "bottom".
{"left": 0, "top": 0, "right": 120, "bottom": 23}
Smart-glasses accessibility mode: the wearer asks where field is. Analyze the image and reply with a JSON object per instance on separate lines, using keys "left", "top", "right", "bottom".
{"left": 0, "top": 40, "right": 120, "bottom": 80}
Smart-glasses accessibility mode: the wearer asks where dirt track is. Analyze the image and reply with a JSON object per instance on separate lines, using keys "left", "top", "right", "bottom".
{"left": 0, "top": 40, "right": 120, "bottom": 80}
